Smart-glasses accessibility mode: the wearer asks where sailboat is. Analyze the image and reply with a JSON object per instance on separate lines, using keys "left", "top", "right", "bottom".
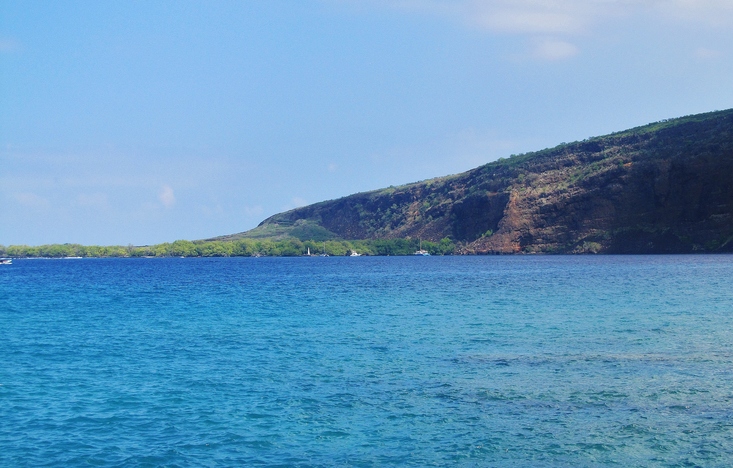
{"left": 320, "top": 242, "right": 329, "bottom": 257}
{"left": 414, "top": 239, "right": 430, "bottom": 256}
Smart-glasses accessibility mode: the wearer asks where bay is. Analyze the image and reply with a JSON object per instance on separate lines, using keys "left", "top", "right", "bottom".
{"left": 1, "top": 256, "right": 733, "bottom": 466}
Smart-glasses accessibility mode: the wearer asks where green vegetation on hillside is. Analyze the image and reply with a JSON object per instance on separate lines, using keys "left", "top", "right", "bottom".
{"left": 0, "top": 237, "right": 456, "bottom": 258}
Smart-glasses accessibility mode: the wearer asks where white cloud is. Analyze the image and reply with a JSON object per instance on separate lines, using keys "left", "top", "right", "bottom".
{"left": 471, "top": 3, "right": 587, "bottom": 35}
{"left": 13, "top": 192, "right": 49, "bottom": 209}
{"left": 341, "top": 1, "right": 616, "bottom": 60}
{"left": 532, "top": 38, "right": 579, "bottom": 61}
{"left": 357, "top": 0, "right": 623, "bottom": 35}
{"left": 345, "top": 0, "right": 733, "bottom": 55}
{"left": 158, "top": 185, "right": 176, "bottom": 208}
{"left": 367, "top": 0, "right": 733, "bottom": 30}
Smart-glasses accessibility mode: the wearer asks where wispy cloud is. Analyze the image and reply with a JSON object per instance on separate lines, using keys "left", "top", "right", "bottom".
{"left": 531, "top": 38, "right": 579, "bottom": 61}
{"left": 466, "top": 1, "right": 592, "bottom": 35}
{"left": 158, "top": 185, "right": 176, "bottom": 208}
{"left": 356, "top": 1, "right": 624, "bottom": 33}
{"left": 13, "top": 192, "right": 49, "bottom": 209}
{"left": 361, "top": 0, "right": 733, "bottom": 31}
{"left": 340, "top": 0, "right": 608, "bottom": 60}
{"left": 342, "top": 0, "right": 733, "bottom": 60}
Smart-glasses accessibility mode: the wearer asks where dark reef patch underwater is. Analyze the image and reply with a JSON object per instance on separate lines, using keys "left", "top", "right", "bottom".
{"left": 2, "top": 256, "right": 733, "bottom": 466}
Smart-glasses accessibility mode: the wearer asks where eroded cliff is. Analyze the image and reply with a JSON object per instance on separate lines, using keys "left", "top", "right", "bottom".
{"left": 226, "top": 109, "right": 733, "bottom": 253}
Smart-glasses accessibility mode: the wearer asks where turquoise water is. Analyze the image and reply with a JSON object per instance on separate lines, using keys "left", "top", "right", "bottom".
{"left": 2, "top": 256, "right": 733, "bottom": 466}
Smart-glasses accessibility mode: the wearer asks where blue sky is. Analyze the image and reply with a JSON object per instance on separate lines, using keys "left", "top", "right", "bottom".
{"left": 3, "top": 0, "right": 733, "bottom": 246}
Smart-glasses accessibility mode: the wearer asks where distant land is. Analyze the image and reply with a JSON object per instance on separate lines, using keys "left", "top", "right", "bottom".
{"left": 213, "top": 108, "right": 733, "bottom": 254}
{"left": 3, "top": 109, "right": 733, "bottom": 257}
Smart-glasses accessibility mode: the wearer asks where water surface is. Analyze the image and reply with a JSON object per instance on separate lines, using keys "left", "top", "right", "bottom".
{"left": 2, "top": 256, "right": 732, "bottom": 466}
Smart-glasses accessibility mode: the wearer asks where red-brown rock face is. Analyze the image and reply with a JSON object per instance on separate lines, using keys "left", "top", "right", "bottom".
{"left": 237, "top": 109, "right": 733, "bottom": 254}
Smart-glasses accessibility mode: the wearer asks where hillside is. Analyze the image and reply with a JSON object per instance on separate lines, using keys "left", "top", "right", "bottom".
{"left": 218, "top": 109, "right": 733, "bottom": 254}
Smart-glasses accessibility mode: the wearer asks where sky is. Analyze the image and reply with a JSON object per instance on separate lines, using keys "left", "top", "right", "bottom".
{"left": 2, "top": 0, "right": 733, "bottom": 246}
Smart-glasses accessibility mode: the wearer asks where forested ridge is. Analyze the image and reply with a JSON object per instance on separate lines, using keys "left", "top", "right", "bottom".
{"left": 0, "top": 237, "right": 454, "bottom": 258}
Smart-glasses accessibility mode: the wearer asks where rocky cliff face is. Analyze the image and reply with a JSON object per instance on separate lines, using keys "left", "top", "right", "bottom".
{"left": 233, "top": 109, "right": 733, "bottom": 253}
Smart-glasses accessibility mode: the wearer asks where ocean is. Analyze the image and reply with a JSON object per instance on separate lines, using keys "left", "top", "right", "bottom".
{"left": 2, "top": 255, "right": 733, "bottom": 466}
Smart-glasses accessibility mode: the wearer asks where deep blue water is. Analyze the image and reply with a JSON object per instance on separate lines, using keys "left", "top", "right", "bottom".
{"left": 2, "top": 255, "right": 733, "bottom": 466}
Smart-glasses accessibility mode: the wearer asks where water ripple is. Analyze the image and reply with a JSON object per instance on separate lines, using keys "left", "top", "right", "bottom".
{"left": 2, "top": 256, "right": 733, "bottom": 466}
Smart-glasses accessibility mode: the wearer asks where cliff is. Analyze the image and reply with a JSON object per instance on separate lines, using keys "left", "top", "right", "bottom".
{"left": 222, "top": 109, "right": 733, "bottom": 254}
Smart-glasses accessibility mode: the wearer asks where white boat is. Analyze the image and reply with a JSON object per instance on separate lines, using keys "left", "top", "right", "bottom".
{"left": 350, "top": 250, "right": 361, "bottom": 257}
{"left": 414, "top": 239, "right": 430, "bottom": 256}
{"left": 0, "top": 258, "right": 12, "bottom": 265}
{"left": 320, "top": 242, "right": 329, "bottom": 257}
